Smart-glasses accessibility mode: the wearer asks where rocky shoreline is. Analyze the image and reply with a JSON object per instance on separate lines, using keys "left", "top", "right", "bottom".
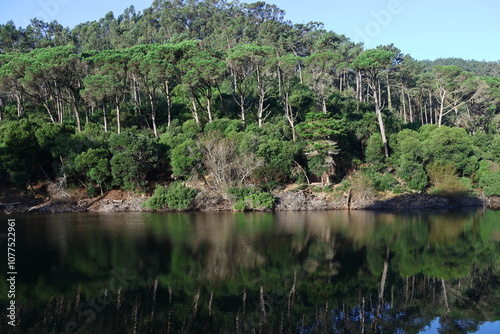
{"left": 1, "top": 189, "right": 495, "bottom": 214}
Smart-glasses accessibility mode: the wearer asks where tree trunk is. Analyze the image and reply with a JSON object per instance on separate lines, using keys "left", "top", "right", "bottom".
{"left": 148, "top": 93, "right": 158, "bottom": 138}
{"left": 165, "top": 80, "right": 172, "bottom": 127}
{"left": 191, "top": 97, "right": 199, "bottom": 124}
{"left": 401, "top": 88, "right": 407, "bottom": 123}
{"left": 373, "top": 88, "right": 389, "bottom": 158}
{"left": 240, "top": 94, "right": 246, "bottom": 127}
{"left": 407, "top": 91, "right": 413, "bottom": 123}
{"left": 116, "top": 103, "right": 121, "bottom": 134}
{"left": 438, "top": 90, "right": 446, "bottom": 127}
{"left": 103, "top": 105, "right": 108, "bottom": 132}
{"left": 206, "top": 97, "right": 213, "bottom": 123}
{"left": 322, "top": 97, "right": 327, "bottom": 114}
{"left": 16, "top": 94, "right": 24, "bottom": 118}
{"left": 386, "top": 73, "right": 393, "bottom": 112}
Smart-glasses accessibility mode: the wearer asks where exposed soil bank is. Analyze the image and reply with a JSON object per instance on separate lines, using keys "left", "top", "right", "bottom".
{"left": 1, "top": 189, "right": 492, "bottom": 214}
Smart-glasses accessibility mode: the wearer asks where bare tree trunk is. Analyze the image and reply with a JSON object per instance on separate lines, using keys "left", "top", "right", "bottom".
{"left": 207, "top": 97, "right": 213, "bottom": 123}
{"left": 401, "top": 88, "right": 407, "bottom": 123}
{"left": 438, "top": 90, "right": 446, "bottom": 127}
{"left": 72, "top": 100, "right": 82, "bottom": 133}
{"left": 373, "top": 89, "right": 389, "bottom": 158}
{"left": 148, "top": 94, "right": 158, "bottom": 138}
{"left": 103, "top": 105, "right": 108, "bottom": 132}
{"left": 15, "top": 94, "right": 24, "bottom": 117}
{"left": 386, "top": 73, "right": 392, "bottom": 112}
{"left": 116, "top": 103, "right": 121, "bottom": 134}
{"left": 408, "top": 91, "right": 413, "bottom": 123}
{"left": 191, "top": 97, "right": 199, "bottom": 124}
{"left": 240, "top": 94, "right": 246, "bottom": 127}
{"left": 165, "top": 80, "right": 172, "bottom": 127}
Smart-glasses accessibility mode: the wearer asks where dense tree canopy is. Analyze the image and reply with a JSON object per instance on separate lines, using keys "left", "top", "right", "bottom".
{"left": 1, "top": 0, "right": 499, "bottom": 198}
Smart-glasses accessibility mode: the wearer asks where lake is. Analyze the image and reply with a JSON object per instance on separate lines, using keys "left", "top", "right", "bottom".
{"left": 1, "top": 209, "right": 499, "bottom": 333}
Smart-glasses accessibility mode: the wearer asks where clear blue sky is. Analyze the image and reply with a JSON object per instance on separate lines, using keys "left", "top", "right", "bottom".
{"left": 1, "top": 0, "right": 499, "bottom": 61}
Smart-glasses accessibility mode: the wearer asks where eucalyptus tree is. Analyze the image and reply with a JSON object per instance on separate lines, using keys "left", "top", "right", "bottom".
{"left": 85, "top": 48, "right": 132, "bottom": 133}
{"left": 226, "top": 44, "right": 258, "bottom": 127}
{"left": 128, "top": 45, "right": 162, "bottom": 137}
{"left": 277, "top": 54, "right": 302, "bottom": 141}
{"left": 304, "top": 51, "right": 343, "bottom": 114}
{"left": 431, "top": 65, "right": 475, "bottom": 127}
{"left": 0, "top": 53, "right": 28, "bottom": 118}
{"left": 178, "top": 44, "right": 227, "bottom": 124}
{"left": 353, "top": 49, "right": 395, "bottom": 157}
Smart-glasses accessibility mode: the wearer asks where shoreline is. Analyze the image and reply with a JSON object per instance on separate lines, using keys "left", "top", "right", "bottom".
{"left": 1, "top": 189, "right": 494, "bottom": 214}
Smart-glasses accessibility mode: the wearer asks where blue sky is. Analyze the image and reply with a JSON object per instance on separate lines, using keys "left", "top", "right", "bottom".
{"left": 1, "top": 0, "right": 499, "bottom": 61}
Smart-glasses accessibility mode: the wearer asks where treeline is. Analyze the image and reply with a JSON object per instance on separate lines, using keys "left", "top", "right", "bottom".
{"left": 1, "top": 0, "right": 500, "bottom": 202}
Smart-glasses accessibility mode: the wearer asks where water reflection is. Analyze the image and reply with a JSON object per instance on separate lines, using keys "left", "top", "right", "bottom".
{"left": 0, "top": 209, "right": 499, "bottom": 333}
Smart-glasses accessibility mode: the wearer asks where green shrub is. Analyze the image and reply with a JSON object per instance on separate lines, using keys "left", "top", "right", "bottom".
{"left": 143, "top": 182, "right": 198, "bottom": 210}
{"left": 365, "top": 133, "right": 385, "bottom": 168}
{"left": 170, "top": 138, "right": 201, "bottom": 178}
{"left": 228, "top": 186, "right": 254, "bottom": 200}
{"left": 233, "top": 200, "right": 246, "bottom": 211}
{"left": 228, "top": 187, "right": 276, "bottom": 210}
{"left": 246, "top": 192, "right": 276, "bottom": 210}
{"left": 477, "top": 160, "right": 500, "bottom": 196}
{"left": 422, "top": 126, "right": 474, "bottom": 175}
{"left": 426, "top": 163, "right": 470, "bottom": 196}
{"left": 397, "top": 159, "right": 428, "bottom": 192}
{"left": 372, "top": 172, "right": 398, "bottom": 192}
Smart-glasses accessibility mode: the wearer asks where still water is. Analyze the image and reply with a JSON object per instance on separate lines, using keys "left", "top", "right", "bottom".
{"left": 1, "top": 209, "right": 499, "bottom": 333}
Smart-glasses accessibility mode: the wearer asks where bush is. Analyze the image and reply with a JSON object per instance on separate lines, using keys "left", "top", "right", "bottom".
{"left": 233, "top": 200, "right": 246, "bottom": 211}
{"left": 422, "top": 126, "right": 474, "bottom": 175}
{"left": 109, "top": 130, "right": 157, "bottom": 191}
{"left": 228, "top": 187, "right": 276, "bottom": 210}
{"left": 372, "top": 172, "right": 398, "bottom": 192}
{"left": 365, "top": 133, "right": 385, "bottom": 168}
{"left": 477, "top": 160, "right": 500, "bottom": 196}
{"left": 170, "top": 138, "right": 202, "bottom": 178}
{"left": 143, "top": 181, "right": 198, "bottom": 210}
{"left": 397, "top": 159, "right": 428, "bottom": 191}
{"left": 426, "top": 163, "right": 470, "bottom": 196}
{"left": 246, "top": 192, "right": 276, "bottom": 210}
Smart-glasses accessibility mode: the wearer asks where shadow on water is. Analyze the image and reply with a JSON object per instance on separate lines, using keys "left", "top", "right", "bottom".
{"left": 0, "top": 209, "right": 499, "bottom": 333}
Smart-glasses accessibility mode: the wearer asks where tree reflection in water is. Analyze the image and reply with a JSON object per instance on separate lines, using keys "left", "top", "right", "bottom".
{"left": 0, "top": 209, "right": 499, "bottom": 333}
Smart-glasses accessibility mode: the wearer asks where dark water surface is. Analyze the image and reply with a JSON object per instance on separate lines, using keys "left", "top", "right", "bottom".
{"left": 1, "top": 209, "right": 499, "bottom": 333}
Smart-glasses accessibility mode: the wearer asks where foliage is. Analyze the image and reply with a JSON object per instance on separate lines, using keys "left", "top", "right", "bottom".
{"left": 109, "top": 130, "right": 157, "bottom": 191}
{"left": 0, "top": 0, "right": 499, "bottom": 199}
{"left": 476, "top": 160, "right": 500, "bottom": 196}
{"left": 422, "top": 126, "right": 475, "bottom": 175}
{"left": 397, "top": 159, "right": 428, "bottom": 192}
{"left": 74, "top": 147, "right": 111, "bottom": 194}
{"left": 426, "top": 163, "right": 470, "bottom": 196}
{"left": 365, "top": 133, "right": 385, "bottom": 168}
{"left": 143, "top": 182, "right": 198, "bottom": 210}
{"left": 170, "top": 138, "right": 201, "bottom": 179}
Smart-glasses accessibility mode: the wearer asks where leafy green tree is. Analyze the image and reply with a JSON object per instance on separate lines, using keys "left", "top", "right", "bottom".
{"left": 305, "top": 51, "right": 343, "bottom": 113}
{"left": 353, "top": 49, "right": 395, "bottom": 157}
{"left": 109, "top": 130, "right": 157, "bottom": 190}
{"left": 170, "top": 138, "right": 202, "bottom": 179}
{"left": 74, "top": 148, "right": 112, "bottom": 195}
{"left": 297, "top": 112, "right": 344, "bottom": 184}
{"left": 179, "top": 47, "right": 227, "bottom": 123}
{"left": 0, "top": 119, "right": 51, "bottom": 188}
{"left": 422, "top": 126, "right": 475, "bottom": 175}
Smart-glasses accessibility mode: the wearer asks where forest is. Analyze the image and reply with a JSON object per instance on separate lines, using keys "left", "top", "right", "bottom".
{"left": 1, "top": 0, "right": 500, "bottom": 209}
